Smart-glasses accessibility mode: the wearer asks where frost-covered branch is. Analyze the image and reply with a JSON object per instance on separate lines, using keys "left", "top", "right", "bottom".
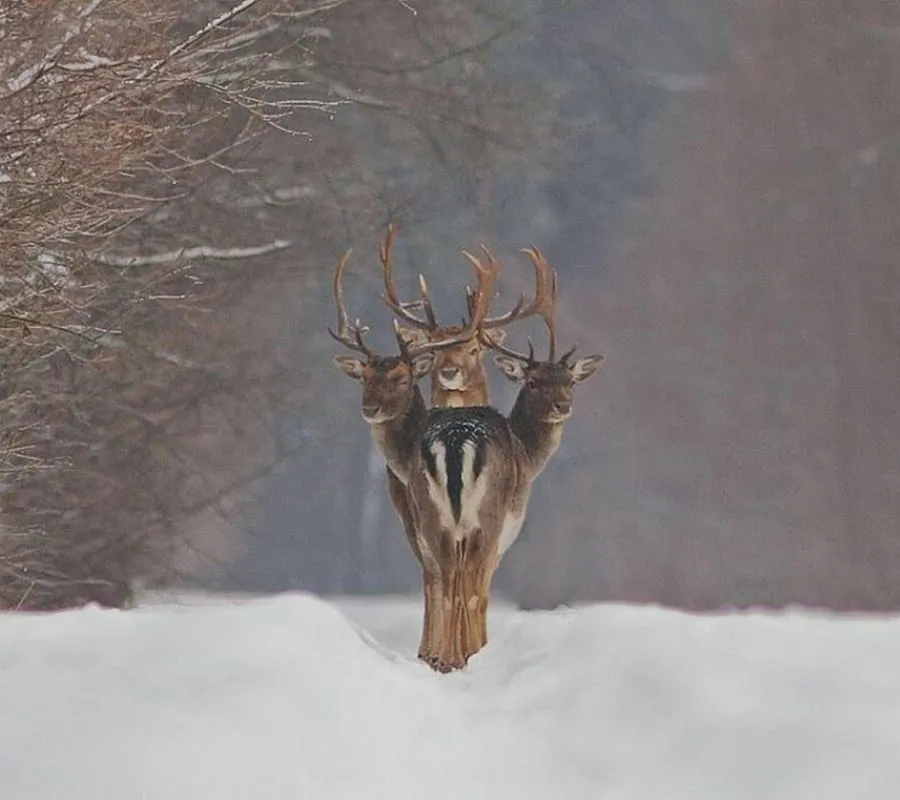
{"left": 95, "top": 239, "right": 293, "bottom": 267}
{"left": 3, "top": 0, "right": 105, "bottom": 96}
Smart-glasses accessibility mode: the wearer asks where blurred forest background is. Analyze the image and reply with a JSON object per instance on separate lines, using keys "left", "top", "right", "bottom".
{"left": 1, "top": 0, "right": 898, "bottom": 612}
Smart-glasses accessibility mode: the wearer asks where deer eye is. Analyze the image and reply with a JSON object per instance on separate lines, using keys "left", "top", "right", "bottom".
{"left": 468, "top": 346, "right": 479, "bottom": 355}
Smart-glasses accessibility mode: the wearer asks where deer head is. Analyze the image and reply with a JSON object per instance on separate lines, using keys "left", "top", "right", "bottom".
{"left": 329, "top": 248, "right": 474, "bottom": 424}
{"left": 379, "top": 225, "right": 546, "bottom": 405}
{"left": 487, "top": 247, "right": 604, "bottom": 424}
{"left": 333, "top": 347, "right": 434, "bottom": 424}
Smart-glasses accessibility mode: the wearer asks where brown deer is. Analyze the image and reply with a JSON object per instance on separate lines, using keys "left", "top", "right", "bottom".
{"left": 331, "top": 242, "right": 602, "bottom": 672}
{"left": 329, "top": 246, "right": 491, "bottom": 666}
{"left": 403, "top": 246, "right": 604, "bottom": 671}
{"left": 329, "top": 249, "right": 469, "bottom": 485}
{"left": 375, "top": 227, "right": 549, "bottom": 656}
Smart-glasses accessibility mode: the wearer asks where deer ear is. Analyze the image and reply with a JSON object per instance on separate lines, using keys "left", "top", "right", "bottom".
{"left": 410, "top": 352, "right": 435, "bottom": 380}
{"left": 571, "top": 354, "right": 604, "bottom": 383}
{"left": 333, "top": 355, "right": 366, "bottom": 381}
{"left": 395, "top": 325, "right": 429, "bottom": 348}
{"left": 481, "top": 329, "right": 506, "bottom": 347}
{"left": 493, "top": 354, "right": 527, "bottom": 383}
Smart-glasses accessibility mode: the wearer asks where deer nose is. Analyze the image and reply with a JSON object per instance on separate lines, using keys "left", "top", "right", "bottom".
{"left": 440, "top": 366, "right": 459, "bottom": 379}
{"left": 553, "top": 400, "right": 572, "bottom": 416}
{"left": 362, "top": 403, "right": 380, "bottom": 419}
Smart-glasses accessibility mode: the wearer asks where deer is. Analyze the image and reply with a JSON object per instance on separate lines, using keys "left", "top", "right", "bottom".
{"left": 374, "top": 225, "right": 548, "bottom": 660}
{"left": 332, "top": 240, "right": 603, "bottom": 672}
{"left": 329, "top": 245, "right": 495, "bottom": 667}
{"left": 401, "top": 246, "right": 604, "bottom": 670}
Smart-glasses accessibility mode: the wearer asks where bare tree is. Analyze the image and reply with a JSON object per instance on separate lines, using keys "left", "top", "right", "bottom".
{"left": 0, "top": 0, "right": 541, "bottom": 607}
{"left": 0, "top": 0, "right": 343, "bottom": 609}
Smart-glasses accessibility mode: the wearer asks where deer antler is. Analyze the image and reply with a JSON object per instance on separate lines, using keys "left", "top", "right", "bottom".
{"left": 396, "top": 320, "right": 496, "bottom": 360}
{"left": 382, "top": 226, "right": 519, "bottom": 339}
{"left": 463, "top": 242, "right": 556, "bottom": 337}
{"left": 459, "top": 245, "right": 501, "bottom": 329}
{"left": 521, "top": 246, "right": 559, "bottom": 360}
{"left": 392, "top": 244, "right": 501, "bottom": 359}
{"left": 380, "top": 226, "right": 557, "bottom": 357}
{"left": 327, "top": 249, "right": 372, "bottom": 356}
{"left": 482, "top": 246, "right": 560, "bottom": 364}
{"left": 380, "top": 224, "right": 438, "bottom": 331}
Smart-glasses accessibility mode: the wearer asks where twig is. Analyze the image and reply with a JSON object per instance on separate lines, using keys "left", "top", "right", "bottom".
{"left": 94, "top": 239, "right": 293, "bottom": 267}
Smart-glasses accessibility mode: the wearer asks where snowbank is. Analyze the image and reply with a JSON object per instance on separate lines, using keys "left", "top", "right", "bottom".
{"left": 2, "top": 593, "right": 900, "bottom": 800}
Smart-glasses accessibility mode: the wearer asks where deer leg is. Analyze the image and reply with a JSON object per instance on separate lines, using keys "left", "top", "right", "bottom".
{"left": 427, "top": 568, "right": 456, "bottom": 673}
{"left": 403, "top": 481, "right": 446, "bottom": 669}
{"left": 474, "top": 549, "right": 500, "bottom": 651}
{"left": 426, "top": 540, "right": 467, "bottom": 673}
{"left": 458, "top": 556, "right": 483, "bottom": 663}
{"left": 458, "top": 552, "right": 483, "bottom": 664}
{"left": 449, "top": 555, "right": 470, "bottom": 671}
{"left": 461, "top": 544, "right": 497, "bottom": 655}
{"left": 460, "top": 538, "right": 496, "bottom": 660}
{"left": 425, "top": 534, "right": 497, "bottom": 673}
{"left": 431, "top": 536, "right": 491, "bottom": 670}
{"left": 456, "top": 537, "right": 492, "bottom": 667}
{"left": 417, "top": 570, "right": 431, "bottom": 661}
{"left": 418, "top": 568, "right": 445, "bottom": 668}
{"left": 464, "top": 565, "right": 485, "bottom": 656}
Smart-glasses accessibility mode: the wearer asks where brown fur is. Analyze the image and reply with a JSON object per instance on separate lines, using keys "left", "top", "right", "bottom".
{"left": 394, "top": 325, "right": 506, "bottom": 408}
{"left": 336, "top": 344, "right": 602, "bottom": 672}
{"left": 387, "top": 324, "right": 503, "bottom": 667}
{"left": 335, "top": 348, "right": 490, "bottom": 670}
{"left": 402, "top": 353, "right": 604, "bottom": 671}
{"left": 333, "top": 230, "right": 515, "bottom": 670}
{"left": 335, "top": 231, "right": 600, "bottom": 672}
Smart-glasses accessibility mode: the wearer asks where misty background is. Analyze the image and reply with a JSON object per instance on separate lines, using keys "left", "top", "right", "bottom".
{"left": 3, "top": 0, "right": 897, "bottom": 612}
{"left": 208, "top": 0, "right": 899, "bottom": 611}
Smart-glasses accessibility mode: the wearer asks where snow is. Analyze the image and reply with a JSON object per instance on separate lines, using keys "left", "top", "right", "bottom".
{"left": 3, "top": 593, "right": 900, "bottom": 800}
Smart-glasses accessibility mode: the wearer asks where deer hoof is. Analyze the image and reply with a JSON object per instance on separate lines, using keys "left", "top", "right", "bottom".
{"left": 418, "top": 652, "right": 465, "bottom": 674}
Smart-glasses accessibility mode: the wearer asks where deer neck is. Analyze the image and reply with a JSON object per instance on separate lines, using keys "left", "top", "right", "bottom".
{"left": 508, "top": 391, "right": 566, "bottom": 476}
{"left": 429, "top": 373, "right": 489, "bottom": 408}
{"left": 369, "top": 385, "right": 428, "bottom": 484}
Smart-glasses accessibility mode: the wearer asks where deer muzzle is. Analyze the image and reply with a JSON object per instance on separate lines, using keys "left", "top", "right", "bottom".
{"left": 361, "top": 403, "right": 381, "bottom": 421}
{"left": 437, "top": 366, "right": 465, "bottom": 390}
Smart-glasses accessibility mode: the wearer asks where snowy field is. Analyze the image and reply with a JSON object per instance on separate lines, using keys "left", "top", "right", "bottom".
{"left": 3, "top": 593, "right": 900, "bottom": 800}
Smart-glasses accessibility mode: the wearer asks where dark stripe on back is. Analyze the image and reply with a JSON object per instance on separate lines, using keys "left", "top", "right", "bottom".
{"left": 419, "top": 406, "right": 508, "bottom": 522}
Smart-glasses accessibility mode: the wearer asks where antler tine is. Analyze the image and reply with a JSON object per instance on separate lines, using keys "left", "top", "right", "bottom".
{"left": 480, "top": 245, "right": 559, "bottom": 364}
{"left": 460, "top": 245, "right": 501, "bottom": 331}
{"left": 558, "top": 344, "right": 578, "bottom": 365}
{"left": 404, "top": 327, "right": 489, "bottom": 359}
{"left": 475, "top": 243, "right": 554, "bottom": 332}
{"left": 417, "top": 274, "right": 438, "bottom": 328}
{"left": 327, "top": 249, "right": 372, "bottom": 356}
{"left": 392, "top": 319, "right": 410, "bottom": 359}
{"left": 521, "top": 246, "right": 558, "bottom": 360}
{"left": 391, "top": 316, "right": 476, "bottom": 360}
{"left": 380, "top": 224, "right": 435, "bottom": 331}
{"left": 483, "top": 330, "right": 535, "bottom": 365}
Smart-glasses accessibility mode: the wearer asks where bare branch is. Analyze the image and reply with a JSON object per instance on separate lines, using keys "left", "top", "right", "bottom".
{"left": 94, "top": 240, "right": 293, "bottom": 268}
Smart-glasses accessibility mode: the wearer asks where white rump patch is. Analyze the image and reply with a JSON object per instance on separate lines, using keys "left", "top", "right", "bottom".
{"left": 423, "top": 438, "right": 490, "bottom": 543}
{"left": 457, "top": 441, "right": 489, "bottom": 535}
{"left": 423, "top": 440, "right": 456, "bottom": 534}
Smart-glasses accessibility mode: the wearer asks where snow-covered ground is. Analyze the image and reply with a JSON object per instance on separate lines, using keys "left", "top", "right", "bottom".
{"left": 3, "top": 593, "right": 900, "bottom": 800}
